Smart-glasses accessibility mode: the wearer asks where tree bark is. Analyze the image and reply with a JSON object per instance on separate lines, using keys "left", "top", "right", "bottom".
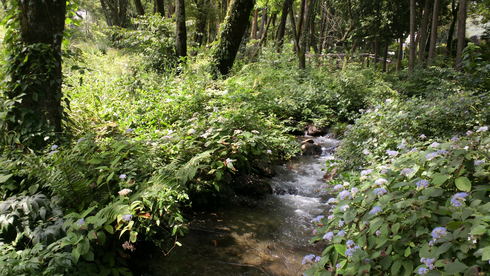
{"left": 155, "top": 0, "right": 165, "bottom": 16}
{"left": 446, "top": 0, "right": 458, "bottom": 57}
{"left": 297, "top": 0, "right": 306, "bottom": 39}
{"left": 396, "top": 37, "right": 404, "bottom": 71}
{"left": 100, "top": 0, "right": 129, "bottom": 27}
{"left": 251, "top": 9, "right": 259, "bottom": 39}
{"left": 455, "top": 0, "right": 466, "bottom": 69}
{"left": 275, "top": 0, "right": 292, "bottom": 52}
{"left": 418, "top": 0, "right": 431, "bottom": 64}
{"left": 298, "top": 0, "right": 316, "bottom": 69}
{"left": 212, "top": 0, "right": 255, "bottom": 77}
{"left": 8, "top": 0, "right": 66, "bottom": 143}
{"left": 409, "top": 0, "right": 416, "bottom": 73}
{"left": 175, "top": 0, "right": 187, "bottom": 58}
{"left": 194, "top": 0, "right": 207, "bottom": 46}
{"left": 382, "top": 42, "right": 389, "bottom": 72}
{"left": 427, "top": 0, "right": 440, "bottom": 66}
{"left": 258, "top": 8, "right": 268, "bottom": 39}
{"left": 134, "top": 0, "right": 145, "bottom": 15}
{"left": 289, "top": 2, "right": 300, "bottom": 54}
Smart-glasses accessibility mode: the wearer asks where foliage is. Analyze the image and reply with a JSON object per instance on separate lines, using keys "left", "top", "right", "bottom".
{"left": 307, "top": 128, "right": 490, "bottom": 275}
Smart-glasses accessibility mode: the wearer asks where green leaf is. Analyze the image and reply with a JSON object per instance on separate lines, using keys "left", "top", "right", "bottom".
{"left": 404, "top": 247, "right": 411, "bottom": 257}
{"left": 455, "top": 177, "right": 471, "bottom": 192}
{"left": 0, "top": 174, "right": 13, "bottom": 183}
{"left": 391, "top": 260, "right": 402, "bottom": 275}
{"left": 130, "top": 231, "right": 138, "bottom": 243}
{"left": 481, "top": 246, "right": 490, "bottom": 261}
{"left": 334, "top": 244, "right": 346, "bottom": 257}
{"left": 444, "top": 261, "right": 467, "bottom": 274}
{"left": 470, "top": 225, "right": 487, "bottom": 235}
{"left": 431, "top": 173, "right": 449, "bottom": 186}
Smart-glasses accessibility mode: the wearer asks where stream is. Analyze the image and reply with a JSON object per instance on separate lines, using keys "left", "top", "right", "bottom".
{"left": 148, "top": 136, "right": 339, "bottom": 275}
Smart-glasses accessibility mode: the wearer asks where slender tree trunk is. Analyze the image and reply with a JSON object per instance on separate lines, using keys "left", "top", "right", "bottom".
{"left": 382, "top": 42, "right": 389, "bottom": 72}
{"left": 409, "top": 0, "right": 416, "bottom": 73}
{"left": 258, "top": 8, "right": 268, "bottom": 39}
{"left": 134, "top": 0, "right": 145, "bottom": 15}
{"left": 418, "top": 0, "right": 431, "bottom": 64}
{"left": 427, "top": 0, "right": 440, "bottom": 66}
{"left": 155, "top": 0, "right": 165, "bottom": 16}
{"left": 221, "top": 0, "right": 228, "bottom": 19}
{"left": 194, "top": 0, "right": 207, "bottom": 46}
{"left": 275, "top": 0, "right": 292, "bottom": 52}
{"left": 175, "top": 0, "right": 187, "bottom": 58}
{"left": 455, "top": 0, "right": 466, "bottom": 68}
{"left": 298, "top": 0, "right": 316, "bottom": 69}
{"left": 309, "top": 1, "right": 318, "bottom": 54}
{"left": 297, "top": 0, "right": 306, "bottom": 38}
{"left": 289, "top": 2, "right": 300, "bottom": 54}
{"left": 251, "top": 9, "right": 258, "bottom": 39}
{"left": 8, "top": 0, "right": 66, "bottom": 144}
{"left": 446, "top": 0, "right": 459, "bottom": 56}
{"left": 396, "top": 37, "right": 404, "bottom": 71}
{"left": 318, "top": 5, "right": 327, "bottom": 55}
{"left": 167, "top": 2, "right": 175, "bottom": 17}
{"left": 212, "top": 0, "right": 255, "bottom": 77}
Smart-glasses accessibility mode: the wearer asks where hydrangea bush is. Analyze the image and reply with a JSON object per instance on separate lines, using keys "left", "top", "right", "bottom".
{"left": 306, "top": 127, "right": 490, "bottom": 275}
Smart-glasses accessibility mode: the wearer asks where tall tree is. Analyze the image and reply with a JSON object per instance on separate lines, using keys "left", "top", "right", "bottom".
{"left": 409, "top": 0, "right": 416, "bottom": 73}
{"left": 194, "top": 0, "right": 208, "bottom": 46}
{"left": 427, "top": 0, "right": 440, "bottom": 65}
{"left": 6, "top": 0, "right": 66, "bottom": 145}
{"left": 298, "top": 0, "right": 316, "bottom": 69}
{"left": 418, "top": 0, "right": 431, "bottom": 63}
{"left": 212, "top": 0, "right": 255, "bottom": 77}
{"left": 175, "top": 0, "right": 187, "bottom": 58}
{"left": 155, "top": 0, "right": 165, "bottom": 16}
{"left": 251, "top": 9, "right": 259, "bottom": 39}
{"left": 134, "top": 0, "right": 145, "bottom": 15}
{"left": 100, "top": 0, "right": 129, "bottom": 27}
{"left": 446, "top": 0, "right": 459, "bottom": 56}
{"left": 455, "top": 0, "right": 467, "bottom": 69}
{"left": 275, "top": 0, "right": 293, "bottom": 52}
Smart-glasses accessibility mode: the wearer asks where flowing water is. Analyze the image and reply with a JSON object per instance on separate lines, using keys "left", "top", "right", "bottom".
{"left": 148, "top": 136, "right": 339, "bottom": 276}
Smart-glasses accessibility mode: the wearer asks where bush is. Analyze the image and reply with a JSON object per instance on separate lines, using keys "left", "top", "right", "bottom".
{"left": 306, "top": 127, "right": 490, "bottom": 275}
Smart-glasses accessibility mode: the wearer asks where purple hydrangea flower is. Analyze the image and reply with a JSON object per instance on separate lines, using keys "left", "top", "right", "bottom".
{"left": 369, "top": 206, "right": 383, "bottom": 215}
{"left": 386, "top": 150, "right": 399, "bottom": 157}
{"left": 474, "top": 160, "right": 485, "bottom": 166}
{"left": 401, "top": 168, "right": 414, "bottom": 176}
{"left": 374, "top": 178, "right": 388, "bottom": 186}
{"left": 314, "top": 256, "right": 321, "bottom": 263}
{"left": 122, "top": 214, "right": 133, "bottom": 222}
{"left": 337, "top": 230, "right": 346, "bottom": 237}
{"left": 419, "top": 134, "right": 427, "bottom": 139}
{"left": 51, "top": 145, "right": 59, "bottom": 150}
{"left": 333, "top": 184, "right": 344, "bottom": 191}
{"left": 416, "top": 179, "right": 429, "bottom": 189}
{"left": 429, "top": 142, "right": 440, "bottom": 148}
{"left": 418, "top": 267, "right": 429, "bottom": 275}
{"left": 375, "top": 230, "right": 381, "bottom": 236}
{"left": 76, "top": 218, "right": 85, "bottom": 225}
{"left": 346, "top": 240, "right": 355, "bottom": 248}
{"left": 312, "top": 215, "right": 325, "bottom": 223}
{"left": 361, "top": 169, "right": 373, "bottom": 177}
{"left": 327, "top": 198, "right": 338, "bottom": 204}
{"left": 431, "top": 227, "right": 448, "bottom": 239}
{"left": 345, "top": 246, "right": 360, "bottom": 257}
{"left": 323, "top": 231, "right": 334, "bottom": 241}
{"left": 437, "top": 150, "right": 448, "bottom": 155}
{"left": 450, "top": 192, "right": 469, "bottom": 207}
{"left": 339, "top": 190, "right": 352, "bottom": 200}
{"left": 339, "top": 205, "right": 349, "bottom": 212}
{"left": 119, "top": 174, "right": 127, "bottom": 179}
{"left": 425, "top": 152, "right": 439, "bottom": 161}
{"left": 373, "top": 187, "right": 387, "bottom": 196}
{"left": 327, "top": 214, "right": 334, "bottom": 220}
{"left": 338, "top": 220, "right": 345, "bottom": 227}
{"left": 351, "top": 187, "right": 359, "bottom": 196}
{"left": 302, "top": 254, "right": 316, "bottom": 265}
{"left": 477, "top": 126, "right": 488, "bottom": 132}
{"left": 336, "top": 263, "right": 342, "bottom": 269}
{"left": 420, "top": 258, "right": 436, "bottom": 270}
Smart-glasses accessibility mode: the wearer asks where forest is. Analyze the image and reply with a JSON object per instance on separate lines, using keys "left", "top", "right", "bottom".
{"left": 0, "top": 0, "right": 489, "bottom": 275}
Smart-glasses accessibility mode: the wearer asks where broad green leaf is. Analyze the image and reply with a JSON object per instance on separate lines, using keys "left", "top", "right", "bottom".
{"left": 470, "top": 225, "right": 487, "bottom": 236}
{"left": 455, "top": 177, "right": 471, "bottom": 192}
{"left": 481, "top": 246, "right": 490, "bottom": 261}
{"left": 431, "top": 173, "right": 449, "bottom": 186}
{"left": 334, "top": 244, "right": 346, "bottom": 257}
{"left": 444, "top": 261, "right": 467, "bottom": 274}
{"left": 0, "top": 174, "right": 12, "bottom": 183}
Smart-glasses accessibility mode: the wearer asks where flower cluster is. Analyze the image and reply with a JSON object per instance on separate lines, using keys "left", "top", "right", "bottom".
{"left": 416, "top": 179, "right": 429, "bottom": 189}
{"left": 302, "top": 254, "right": 321, "bottom": 265}
{"left": 450, "top": 192, "right": 468, "bottom": 207}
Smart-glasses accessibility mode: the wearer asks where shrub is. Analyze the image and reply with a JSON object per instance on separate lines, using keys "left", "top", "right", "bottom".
{"left": 306, "top": 127, "right": 490, "bottom": 275}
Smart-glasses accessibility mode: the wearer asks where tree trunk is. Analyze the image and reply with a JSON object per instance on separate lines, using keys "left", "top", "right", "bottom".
{"left": 309, "top": 1, "right": 318, "bottom": 54}
{"left": 297, "top": 0, "right": 306, "bottom": 38}
{"left": 167, "top": 2, "right": 175, "bottom": 17}
{"left": 251, "top": 9, "right": 258, "bottom": 39}
{"left": 134, "top": 0, "right": 145, "bottom": 15}
{"left": 382, "top": 42, "right": 389, "bottom": 72}
{"left": 289, "top": 2, "right": 300, "bottom": 54}
{"left": 258, "top": 8, "right": 268, "bottom": 39}
{"left": 100, "top": 0, "right": 129, "bottom": 27}
{"left": 275, "top": 0, "right": 292, "bottom": 52}
{"left": 455, "top": 0, "right": 466, "bottom": 69}
{"left": 212, "top": 0, "right": 255, "bottom": 77}
{"left": 418, "top": 0, "right": 431, "bottom": 64}
{"left": 396, "top": 37, "right": 404, "bottom": 71}
{"left": 155, "top": 0, "right": 165, "bottom": 16}
{"left": 446, "top": 0, "right": 458, "bottom": 57}
{"left": 7, "top": 0, "right": 66, "bottom": 144}
{"left": 175, "top": 0, "right": 187, "bottom": 58}
{"left": 427, "top": 0, "right": 440, "bottom": 66}
{"left": 194, "top": 0, "right": 207, "bottom": 46}
{"left": 298, "top": 0, "right": 315, "bottom": 69}
{"left": 409, "top": 0, "right": 416, "bottom": 73}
